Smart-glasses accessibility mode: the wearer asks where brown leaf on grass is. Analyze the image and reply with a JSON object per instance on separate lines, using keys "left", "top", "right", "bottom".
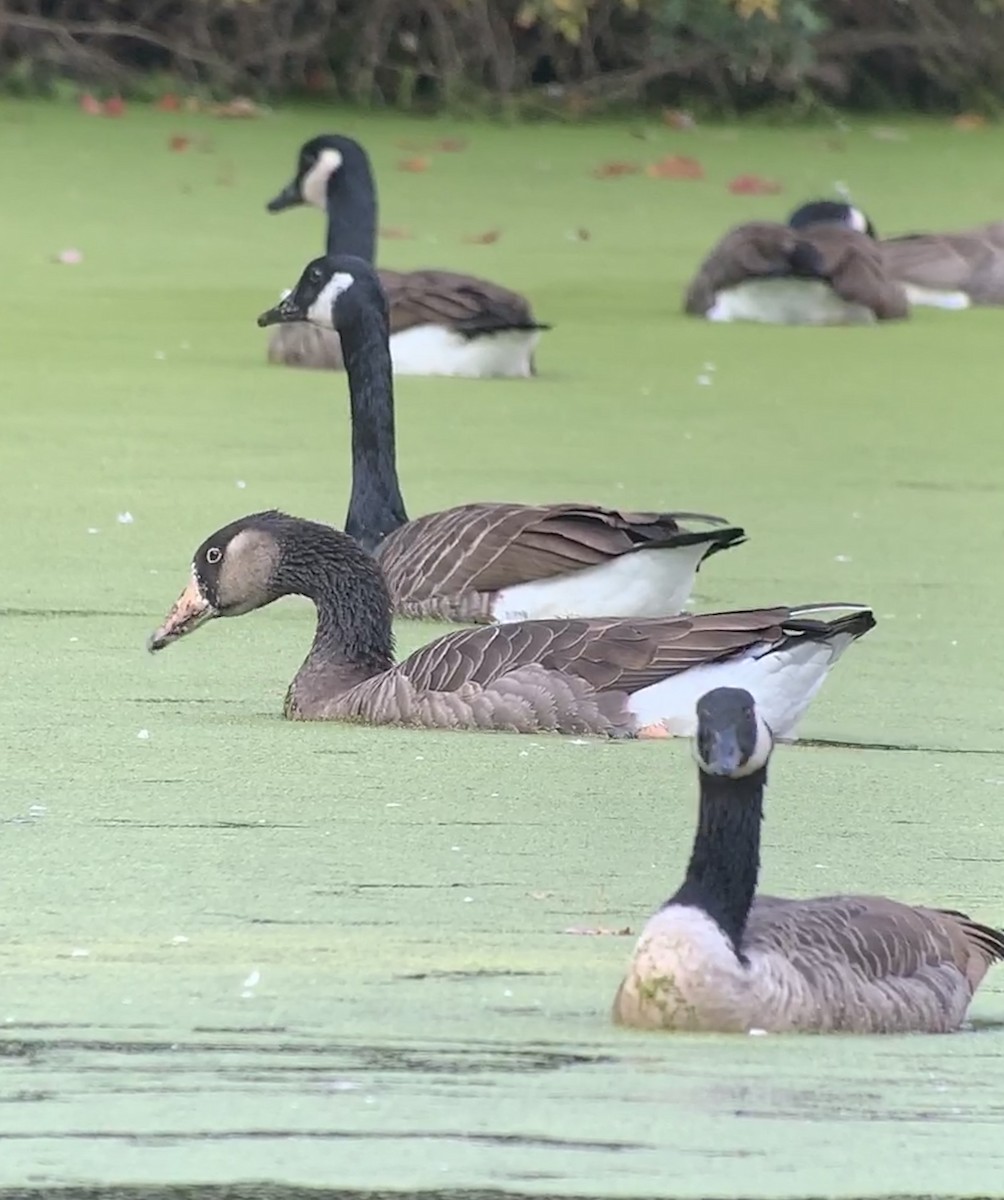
{"left": 102, "top": 96, "right": 125, "bottom": 118}
{"left": 646, "top": 154, "right": 704, "bottom": 180}
{"left": 379, "top": 226, "right": 413, "bottom": 240}
{"left": 592, "top": 160, "right": 640, "bottom": 179}
{"left": 436, "top": 137, "right": 468, "bottom": 152}
{"left": 953, "top": 113, "right": 987, "bottom": 132}
{"left": 563, "top": 925, "right": 634, "bottom": 937}
{"left": 728, "top": 173, "right": 783, "bottom": 195}
{"left": 572, "top": 227, "right": 590, "bottom": 241}
{"left": 78, "top": 92, "right": 102, "bottom": 115}
{"left": 662, "top": 108, "right": 696, "bottom": 130}
{"left": 211, "top": 97, "right": 264, "bottom": 119}
{"left": 463, "top": 228, "right": 501, "bottom": 244}
{"left": 398, "top": 156, "right": 431, "bottom": 173}
{"left": 156, "top": 93, "right": 180, "bottom": 112}
{"left": 168, "top": 134, "right": 191, "bottom": 152}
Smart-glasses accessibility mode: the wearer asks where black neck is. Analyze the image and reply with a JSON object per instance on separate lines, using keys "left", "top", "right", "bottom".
{"left": 341, "top": 302, "right": 409, "bottom": 554}
{"left": 277, "top": 522, "right": 395, "bottom": 679}
{"left": 324, "top": 169, "right": 378, "bottom": 263}
{"left": 666, "top": 767, "right": 766, "bottom": 956}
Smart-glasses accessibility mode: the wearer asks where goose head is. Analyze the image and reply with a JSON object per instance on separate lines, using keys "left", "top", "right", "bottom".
{"left": 693, "top": 687, "right": 773, "bottom": 779}
{"left": 266, "top": 134, "right": 370, "bottom": 213}
{"left": 257, "top": 254, "right": 386, "bottom": 332}
{"left": 787, "top": 199, "right": 878, "bottom": 239}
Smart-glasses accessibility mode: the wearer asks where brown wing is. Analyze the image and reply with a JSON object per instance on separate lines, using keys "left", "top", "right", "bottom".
{"left": 392, "top": 607, "right": 792, "bottom": 698}
{"left": 684, "top": 222, "right": 802, "bottom": 314}
{"left": 377, "top": 268, "right": 543, "bottom": 335}
{"left": 804, "top": 226, "right": 909, "bottom": 319}
{"left": 376, "top": 502, "right": 744, "bottom": 620}
{"left": 882, "top": 232, "right": 1004, "bottom": 304}
{"left": 745, "top": 894, "right": 1004, "bottom": 987}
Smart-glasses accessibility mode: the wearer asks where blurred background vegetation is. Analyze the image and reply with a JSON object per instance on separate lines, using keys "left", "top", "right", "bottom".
{"left": 2, "top": 0, "right": 1004, "bottom": 115}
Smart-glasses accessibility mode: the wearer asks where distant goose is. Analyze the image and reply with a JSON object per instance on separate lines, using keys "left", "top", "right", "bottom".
{"left": 613, "top": 686, "right": 1004, "bottom": 1033}
{"left": 264, "top": 134, "right": 549, "bottom": 377}
{"left": 684, "top": 199, "right": 911, "bottom": 325}
{"left": 881, "top": 218, "right": 1004, "bottom": 308}
{"left": 258, "top": 254, "right": 745, "bottom": 624}
{"left": 147, "top": 512, "right": 874, "bottom": 738}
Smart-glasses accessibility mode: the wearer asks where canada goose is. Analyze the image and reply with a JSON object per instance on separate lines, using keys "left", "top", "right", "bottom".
{"left": 613, "top": 686, "right": 1004, "bottom": 1033}
{"left": 257, "top": 253, "right": 745, "bottom": 623}
{"left": 264, "top": 134, "right": 550, "bottom": 377}
{"left": 684, "top": 198, "right": 910, "bottom": 325}
{"left": 881, "top": 219, "right": 1004, "bottom": 308}
{"left": 147, "top": 512, "right": 875, "bottom": 737}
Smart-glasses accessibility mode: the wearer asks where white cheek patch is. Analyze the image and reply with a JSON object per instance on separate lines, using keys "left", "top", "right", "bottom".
{"left": 848, "top": 206, "right": 868, "bottom": 234}
{"left": 306, "top": 272, "right": 356, "bottom": 327}
{"left": 301, "top": 148, "right": 343, "bottom": 209}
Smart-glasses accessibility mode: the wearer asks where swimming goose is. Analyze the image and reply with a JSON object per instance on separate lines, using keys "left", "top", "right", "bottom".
{"left": 881, "top": 219, "right": 1004, "bottom": 308}
{"left": 147, "top": 512, "right": 875, "bottom": 738}
{"left": 613, "top": 686, "right": 1004, "bottom": 1033}
{"left": 257, "top": 254, "right": 746, "bottom": 623}
{"left": 264, "top": 134, "right": 550, "bottom": 377}
{"left": 684, "top": 199, "right": 910, "bottom": 325}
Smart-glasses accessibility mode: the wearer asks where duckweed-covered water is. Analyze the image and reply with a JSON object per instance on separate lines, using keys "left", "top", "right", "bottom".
{"left": 2, "top": 101, "right": 1003, "bottom": 1197}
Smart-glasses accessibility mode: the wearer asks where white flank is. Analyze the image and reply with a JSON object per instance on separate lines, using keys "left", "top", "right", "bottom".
{"left": 626, "top": 628, "right": 862, "bottom": 740}
{"left": 491, "top": 540, "right": 712, "bottom": 623}
{"left": 707, "top": 280, "right": 876, "bottom": 326}
{"left": 389, "top": 324, "right": 540, "bottom": 378}
{"left": 902, "top": 283, "right": 971, "bottom": 311}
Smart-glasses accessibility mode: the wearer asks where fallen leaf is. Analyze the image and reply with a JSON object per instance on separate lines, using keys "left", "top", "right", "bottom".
{"left": 662, "top": 108, "right": 696, "bottom": 130}
{"left": 728, "top": 173, "right": 783, "bottom": 195}
{"left": 563, "top": 925, "right": 634, "bottom": 937}
{"left": 573, "top": 227, "right": 590, "bottom": 241}
{"left": 398, "top": 156, "right": 430, "bottom": 173}
{"left": 953, "top": 113, "right": 987, "bottom": 132}
{"left": 102, "top": 96, "right": 125, "bottom": 118}
{"left": 592, "top": 160, "right": 640, "bottom": 179}
{"left": 78, "top": 93, "right": 102, "bottom": 116}
{"left": 211, "top": 97, "right": 263, "bottom": 119}
{"left": 379, "top": 226, "right": 413, "bottom": 240}
{"left": 436, "top": 137, "right": 467, "bottom": 152}
{"left": 529, "top": 891, "right": 554, "bottom": 900}
{"left": 822, "top": 136, "right": 846, "bottom": 152}
{"left": 646, "top": 154, "right": 704, "bottom": 180}
{"left": 463, "top": 228, "right": 501, "bottom": 244}
{"left": 156, "top": 93, "right": 180, "bottom": 112}
{"left": 168, "top": 134, "right": 191, "bottom": 152}
{"left": 53, "top": 248, "right": 83, "bottom": 265}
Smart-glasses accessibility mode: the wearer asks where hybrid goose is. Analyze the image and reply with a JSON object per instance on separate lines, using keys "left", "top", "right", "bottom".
{"left": 614, "top": 686, "right": 1004, "bottom": 1033}
{"left": 147, "top": 511, "right": 875, "bottom": 738}
{"left": 257, "top": 254, "right": 746, "bottom": 624}
{"left": 684, "top": 199, "right": 910, "bottom": 325}
{"left": 265, "top": 134, "right": 549, "bottom": 377}
{"left": 882, "top": 218, "right": 1004, "bottom": 308}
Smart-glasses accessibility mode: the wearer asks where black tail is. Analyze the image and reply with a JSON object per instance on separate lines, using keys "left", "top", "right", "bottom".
{"left": 784, "top": 604, "right": 877, "bottom": 642}
{"left": 635, "top": 525, "right": 747, "bottom": 560}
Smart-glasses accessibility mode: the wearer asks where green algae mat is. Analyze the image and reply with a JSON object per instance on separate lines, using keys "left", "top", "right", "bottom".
{"left": 2, "top": 99, "right": 1004, "bottom": 1197}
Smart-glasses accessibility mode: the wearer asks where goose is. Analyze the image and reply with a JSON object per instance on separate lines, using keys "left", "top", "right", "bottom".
{"left": 684, "top": 198, "right": 911, "bottom": 325}
{"left": 881, "top": 218, "right": 1004, "bottom": 308}
{"left": 146, "top": 511, "right": 875, "bottom": 738}
{"left": 264, "top": 133, "right": 550, "bottom": 377}
{"left": 257, "top": 253, "right": 746, "bottom": 624}
{"left": 613, "top": 686, "right": 1004, "bottom": 1033}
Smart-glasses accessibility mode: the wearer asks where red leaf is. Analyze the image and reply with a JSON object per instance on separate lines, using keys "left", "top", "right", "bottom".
{"left": 728, "top": 173, "right": 783, "bottom": 195}
{"left": 78, "top": 93, "right": 102, "bottom": 116}
{"left": 156, "top": 93, "right": 181, "bottom": 112}
{"left": 168, "top": 134, "right": 191, "bottom": 152}
{"left": 463, "top": 229, "right": 501, "bottom": 245}
{"left": 646, "top": 154, "right": 704, "bottom": 180}
{"left": 102, "top": 96, "right": 126, "bottom": 118}
{"left": 397, "top": 156, "right": 430, "bottom": 173}
{"left": 592, "top": 160, "right": 640, "bottom": 179}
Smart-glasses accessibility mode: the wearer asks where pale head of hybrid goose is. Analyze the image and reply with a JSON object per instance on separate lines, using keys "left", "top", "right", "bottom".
{"left": 258, "top": 256, "right": 408, "bottom": 554}
{"left": 787, "top": 199, "right": 878, "bottom": 239}
{"left": 266, "top": 134, "right": 377, "bottom": 262}
{"left": 147, "top": 510, "right": 395, "bottom": 704}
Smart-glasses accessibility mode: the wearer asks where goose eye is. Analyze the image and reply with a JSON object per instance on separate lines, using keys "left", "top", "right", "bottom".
{"left": 309, "top": 268, "right": 324, "bottom": 283}
{"left": 206, "top": 547, "right": 222, "bottom": 565}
